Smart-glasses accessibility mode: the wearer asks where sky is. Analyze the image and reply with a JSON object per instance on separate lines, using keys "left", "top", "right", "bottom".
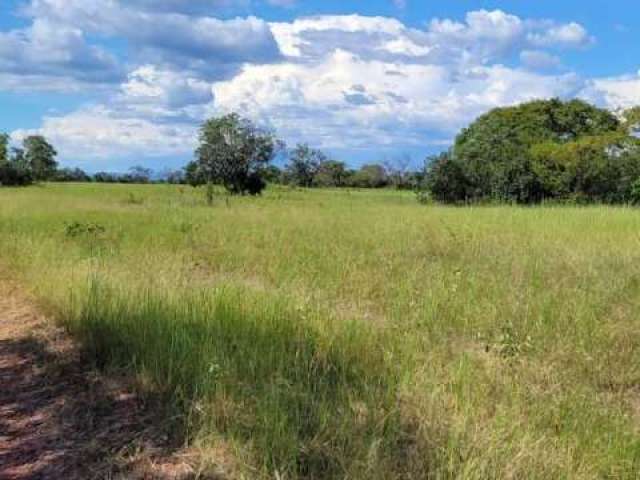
{"left": 1, "top": 0, "right": 639, "bottom": 172}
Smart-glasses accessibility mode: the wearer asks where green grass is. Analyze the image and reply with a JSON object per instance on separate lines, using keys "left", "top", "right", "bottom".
{"left": 2, "top": 182, "right": 640, "bottom": 478}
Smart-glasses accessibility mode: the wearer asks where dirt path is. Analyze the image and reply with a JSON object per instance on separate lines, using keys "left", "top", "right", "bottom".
{"left": 0, "top": 281, "right": 204, "bottom": 479}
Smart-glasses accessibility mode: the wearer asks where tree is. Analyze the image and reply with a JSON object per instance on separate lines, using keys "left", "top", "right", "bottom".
{"left": 93, "top": 172, "right": 118, "bottom": 183}
{"left": 23, "top": 135, "right": 58, "bottom": 181}
{"left": 0, "top": 147, "right": 33, "bottom": 186}
{"left": 383, "top": 153, "right": 414, "bottom": 189}
{"left": 124, "top": 165, "right": 153, "bottom": 183}
{"left": 0, "top": 133, "right": 8, "bottom": 166}
{"left": 162, "top": 168, "right": 186, "bottom": 184}
{"left": 55, "top": 167, "right": 91, "bottom": 182}
{"left": 351, "top": 164, "right": 388, "bottom": 188}
{"left": 423, "top": 152, "right": 471, "bottom": 203}
{"left": 284, "top": 144, "right": 327, "bottom": 187}
{"left": 314, "top": 160, "right": 349, "bottom": 187}
{"left": 193, "top": 113, "right": 280, "bottom": 195}
{"left": 428, "top": 99, "right": 623, "bottom": 203}
{"left": 530, "top": 133, "right": 640, "bottom": 203}
{"left": 261, "top": 165, "right": 283, "bottom": 184}
{"left": 622, "top": 107, "right": 640, "bottom": 137}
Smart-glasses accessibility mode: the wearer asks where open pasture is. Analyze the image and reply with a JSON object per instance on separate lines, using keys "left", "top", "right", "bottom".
{"left": 1, "top": 183, "right": 640, "bottom": 478}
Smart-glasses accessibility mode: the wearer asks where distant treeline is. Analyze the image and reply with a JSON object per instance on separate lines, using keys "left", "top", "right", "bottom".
{"left": 4, "top": 98, "right": 640, "bottom": 204}
{"left": 20, "top": 162, "right": 424, "bottom": 189}
{"left": 0, "top": 129, "right": 424, "bottom": 189}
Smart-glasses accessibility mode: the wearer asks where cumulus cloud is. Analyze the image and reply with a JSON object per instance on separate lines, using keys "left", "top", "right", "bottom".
{"left": 520, "top": 50, "right": 562, "bottom": 71}
{"left": 527, "top": 22, "right": 594, "bottom": 49}
{"left": 0, "top": 18, "right": 122, "bottom": 90}
{"left": 581, "top": 72, "right": 640, "bottom": 109}
{"left": 210, "top": 49, "right": 584, "bottom": 150}
{"left": 12, "top": 105, "right": 198, "bottom": 160}
{"left": 120, "top": 65, "right": 213, "bottom": 110}
{"left": 25, "top": 0, "right": 282, "bottom": 81}
{"left": 4, "top": 5, "right": 620, "bottom": 163}
{"left": 205, "top": 12, "right": 591, "bottom": 150}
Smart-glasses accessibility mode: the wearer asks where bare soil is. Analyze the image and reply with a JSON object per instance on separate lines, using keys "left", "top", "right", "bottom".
{"left": 0, "top": 280, "right": 209, "bottom": 479}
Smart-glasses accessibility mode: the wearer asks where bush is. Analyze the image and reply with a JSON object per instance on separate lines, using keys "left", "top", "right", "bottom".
{"left": 0, "top": 161, "right": 34, "bottom": 186}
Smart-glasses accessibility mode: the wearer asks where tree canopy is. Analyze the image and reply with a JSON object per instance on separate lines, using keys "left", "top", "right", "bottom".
{"left": 424, "top": 99, "right": 640, "bottom": 204}
{"left": 24, "top": 135, "right": 58, "bottom": 181}
{"left": 0, "top": 135, "right": 59, "bottom": 186}
{"left": 189, "top": 113, "right": 281, "bottom": 195}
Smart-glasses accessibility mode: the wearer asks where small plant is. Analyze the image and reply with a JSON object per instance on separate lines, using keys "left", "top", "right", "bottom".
{"left": 491, "top": 322, "right": 532, "bottom": 359}
{"left": 124, "top": 193, "right": 145, "bottom": 205}
{"left": 65, "top": 221, "right": 106, "bottom": 239}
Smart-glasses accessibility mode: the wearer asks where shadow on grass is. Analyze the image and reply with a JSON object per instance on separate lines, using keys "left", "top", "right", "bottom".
{"left": 0, "top": 333, "right": 200, "bottom": 480}
{"left": 71, "top": 284, "right": 427, "bottom": 479}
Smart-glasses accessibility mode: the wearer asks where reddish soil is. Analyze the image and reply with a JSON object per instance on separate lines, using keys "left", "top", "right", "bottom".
{"left": 0, "top": 281, "right": 208, "bottom": 479}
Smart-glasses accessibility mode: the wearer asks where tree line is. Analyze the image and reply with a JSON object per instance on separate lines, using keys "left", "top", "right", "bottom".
{"left": 0, "top": 117, "right": 421, "bottom": 190}
{"left": 4, "top": 99, "right": 640, "bottom": 205}
{"left": 183, "top": 114, "right": 420, "bottom": 193}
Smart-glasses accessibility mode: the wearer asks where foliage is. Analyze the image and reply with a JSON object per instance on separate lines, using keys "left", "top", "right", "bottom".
{"left": 350, "top": 163, "right": 389, "bottom": 188}
{"left": 383, "top": 154, "right": 416, "bottom": 189}
{"left": 0, "top": 146, "right": 34, "bottom": 186}
{"left": 191, "top": 113, "right": 280, "bottom": 195}
{"left": 314, "top": 160, "right": 350, "bottom": 187}
{"left": 423, "top": 152, "right": 471, "bottom": 203}
{"left": 621, "top": 106, "right": 640, "bottom": 136}
{"left": 260, "top": 165, "right": 283, "bottom": 184}
{"left": 55, "top": 167, "right": 92, "bottom": 182}
{"left": 24, "top": 135, "right": 58, "bottom": 181}
{"left": 284, "top": 143, "right": 327, "bottom": 187}
{"left": 64, "top": 221, "right": 106, "bottom": 238}
{"left": 0, "top": 133, "right": 8, "bottom": 166}
{"left": 421, "top": 99, "right": 640, "bottom": 204}
{"left": 0, "top": 133, "right": 59, "bottom": 186}
{"left": 124, "top": 165, "right": 153, "bottom": 184}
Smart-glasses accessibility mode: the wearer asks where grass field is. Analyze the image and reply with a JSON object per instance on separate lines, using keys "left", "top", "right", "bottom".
{"left": 1, "top": 183, "right": 640, "bottom": 478}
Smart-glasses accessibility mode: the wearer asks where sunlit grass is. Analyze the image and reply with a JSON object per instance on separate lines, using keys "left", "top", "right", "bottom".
{"left": 1, "top": 182, "right": 640, "bottom": 478}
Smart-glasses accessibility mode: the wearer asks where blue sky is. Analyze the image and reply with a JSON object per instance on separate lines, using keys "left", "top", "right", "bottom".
{"left": 1, "top": 1, "right": 639, "bottom": 171}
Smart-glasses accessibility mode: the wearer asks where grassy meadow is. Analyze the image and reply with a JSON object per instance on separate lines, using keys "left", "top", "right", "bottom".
{"left": 1, "top": 183, "right": 640, "bottom": 478}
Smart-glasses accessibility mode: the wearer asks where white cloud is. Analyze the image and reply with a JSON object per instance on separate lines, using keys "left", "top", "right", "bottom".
{"left": 210, "top": 49, "right": 584, "bottom": 150}
{"left": 5, "top": 7, "right": 616, "bottom": 164}
{"left": 520, "top": 50, "right": 562, "bottom": 71}
{"left": 527, "top": 22, "right": 594, "bottom": 49}
{"left": 581, "top": 72, "right": 640, "bottom": 109}
{"left": 120, "top": 65, "right": 213, "bottom": 110}
{"left": 25, "top": 0, "right": 282, "bottom": 78}
{"left": 0, "top": 18, "right": 122, "bottom": 90}
{"left": 12, "top": 105, "right": 197, "bottom": 160}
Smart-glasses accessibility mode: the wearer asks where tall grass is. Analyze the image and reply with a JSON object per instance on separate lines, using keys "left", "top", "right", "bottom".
{"left": 71, "top": 280, "right": 405, "bottom": 477}
{"left": 2, "top": 183, "right": 640, "bottom": 477}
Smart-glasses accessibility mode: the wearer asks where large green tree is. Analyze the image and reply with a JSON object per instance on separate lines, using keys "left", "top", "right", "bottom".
{"left": 426, "top": 99, "right": 625, "bottom": 203}
{"left": 23, "top": 135, "right": 58, "bottom": 181}
{"left": 191, "top": 113, "right": 280, "bottom": 195}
